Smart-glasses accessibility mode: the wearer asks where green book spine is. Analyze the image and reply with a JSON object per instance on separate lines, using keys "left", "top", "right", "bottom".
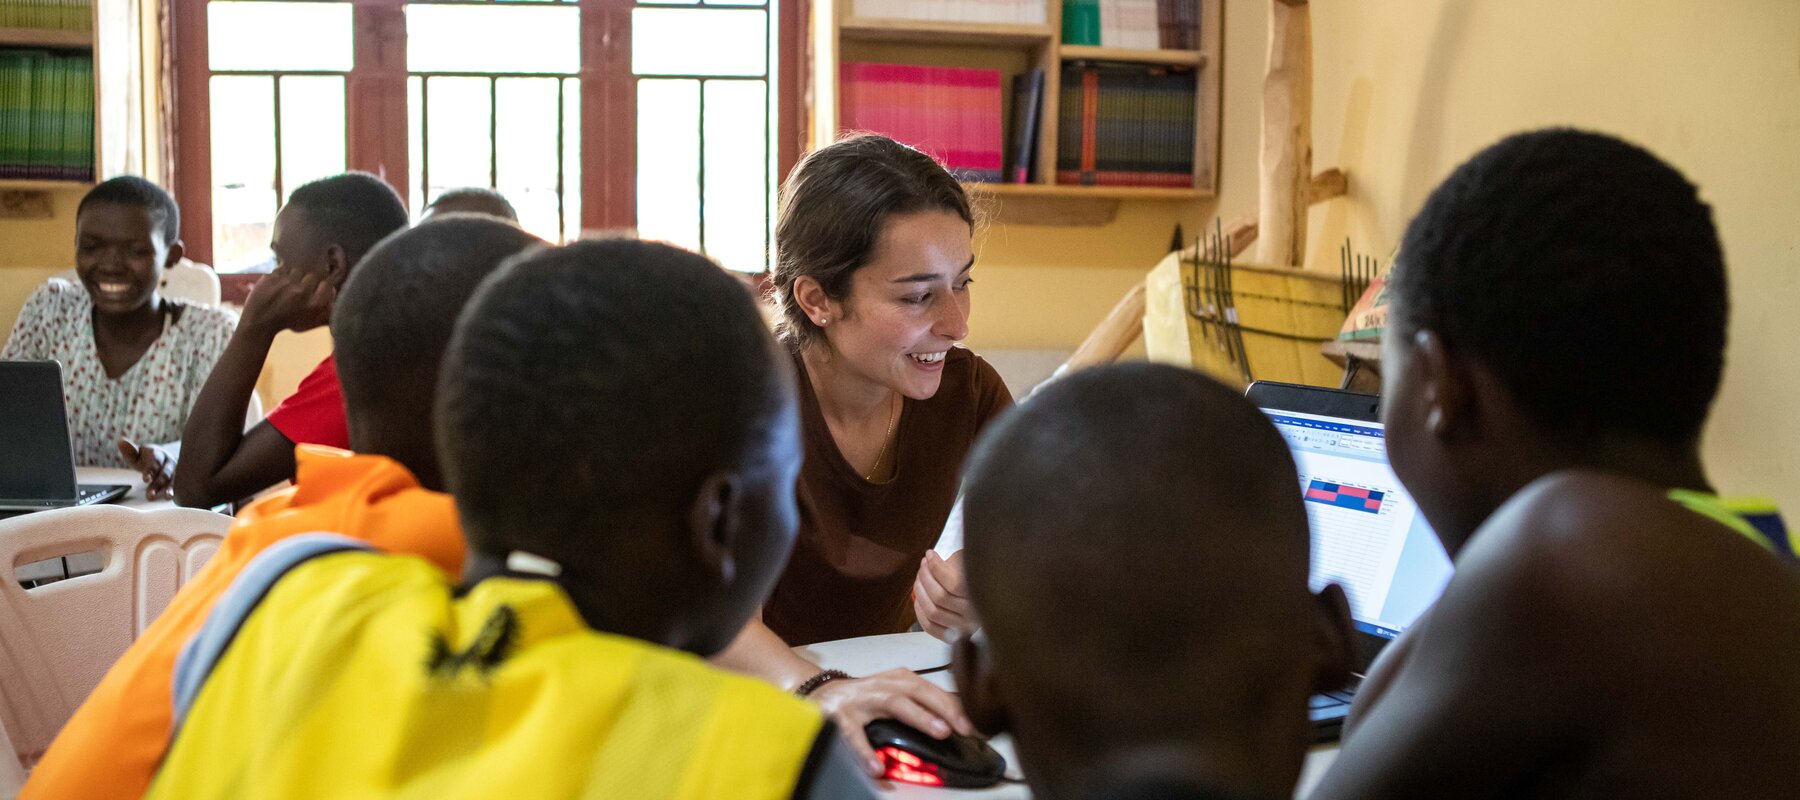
{"left": 25, "top": 53, "right": 44, "bottom": 179}
{"left": 0, "top": 54, "right": 16, "bottom": 176}
{"left": 75, "top": 55, "right": 92, "bottom": 179}
{"left": 59, "top": 55, "right": 74, "bottom": 179}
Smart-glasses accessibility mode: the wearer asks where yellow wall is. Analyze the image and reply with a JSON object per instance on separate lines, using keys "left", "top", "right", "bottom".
{"left": 976, "top": 0, "right": 1800, "bottom": 510}
{"left": 0, "top": 187, "right": 83, "bottom": 336}
{"left": 1279, "top": 0, "right": 1800, "bottom": 509}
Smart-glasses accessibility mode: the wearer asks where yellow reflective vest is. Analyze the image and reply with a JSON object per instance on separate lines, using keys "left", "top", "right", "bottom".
{"left": 149, "top": 535, "right": 828, "bottom": 799}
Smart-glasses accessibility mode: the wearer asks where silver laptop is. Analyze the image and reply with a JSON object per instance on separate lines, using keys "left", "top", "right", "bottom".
{"left": 1247, "top": 381, "right": 1455, "bottom": 742}
{"left": 0, "top": 361, "right": 130, "bottom": 513}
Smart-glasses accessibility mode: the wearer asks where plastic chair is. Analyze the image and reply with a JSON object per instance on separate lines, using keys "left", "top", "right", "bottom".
{"left": 50, "top": 259, "right": 222, "bottom": 308}
{"left": 0, "top": 505, "right": 230, "bottom": 788}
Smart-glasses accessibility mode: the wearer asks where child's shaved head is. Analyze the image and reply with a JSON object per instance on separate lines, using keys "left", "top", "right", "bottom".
{"left": 960, "top": 364, "right": 1348, "bottom": 800}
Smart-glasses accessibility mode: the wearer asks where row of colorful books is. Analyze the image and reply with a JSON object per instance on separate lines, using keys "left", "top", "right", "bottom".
{"left": 850, "top": 0, "right": 1047, "bottom": 25}
{"left": 1056, "top": 62, "right": 1196, "bottom": 187}
{"left": 0, "top": 51, "right": 95, "bottom": 181}
{"left": 0, "top": 0, "right": 91, "bottom": 30}
{"left": 1063, "top": 0, "right": 1200, "bottom": 50}
{"left": 839, "top": 62, "right": 1005, "bottom": 184}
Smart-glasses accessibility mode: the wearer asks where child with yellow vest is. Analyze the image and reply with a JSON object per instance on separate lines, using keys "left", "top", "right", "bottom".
{"left": 145, "top": 240, "right": 875, "bottom": 798}
{"left": 23, "top": 216, "right": 540, "bottom": 800}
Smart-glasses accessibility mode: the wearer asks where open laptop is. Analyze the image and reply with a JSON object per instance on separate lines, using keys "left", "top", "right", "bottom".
{"left": 0, "top": 361, "right": 131, "bottom": 513}
{"left": 1246, "top": 381, "right": 1455, "bottom": 742}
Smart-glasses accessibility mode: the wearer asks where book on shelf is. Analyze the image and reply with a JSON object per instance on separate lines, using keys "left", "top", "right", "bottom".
{"left": 0, "top": 49, "right": 93, "bottom": 180}
{"left": 1005, "top": 69, "right": 1043, "bottom": 183}
{"left": 1062, "top": 0, "right": 1100, "bottom": 45}
{"left": 850, "top": 0, "right": 1046, "bottom": 25}
{"left": 1100, "top": 0, "right": 1157, "bottom": 50}
{"left": 1068, "top": 0, "right": 1196, "bottom": 49}
{"left": 1055, "top": 61, "right": 1195, "bottom": 188}
{"left": 1156, "top": 0, "right": 1199, "bottom": 50}
{"left": 0, "top": 0, "right": 94, "bottom": 31}
{"left": 840, "top": 61, "right": 1004, "bottom": 184}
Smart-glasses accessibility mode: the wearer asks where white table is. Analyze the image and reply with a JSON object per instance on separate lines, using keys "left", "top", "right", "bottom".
{"left": 795, "top": 632, "right": 1340, "bottom": 799}
{"left": 76, "top": 466, "right": 178, "bottom": 511}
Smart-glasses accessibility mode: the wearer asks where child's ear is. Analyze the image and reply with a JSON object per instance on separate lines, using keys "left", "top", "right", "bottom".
{"left": 685, "top": 471, "right": 739, "bottom": 587}
{"left": 163, "top": 239, "right": 186, "bottom": 270}
{"left": 1310, "top": 583, "right": 1356, "bottom": 693}
{"left": 1411, "top": 329, "right": 1474, "bottom": 443}
{"left": 323, "top": 244, "right": 353, "bottom": 289}
{"left": 951, "top": 631, "right": 1011, "bottom": 737}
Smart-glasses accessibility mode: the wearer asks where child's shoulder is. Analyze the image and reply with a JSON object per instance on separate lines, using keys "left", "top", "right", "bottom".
{"left": 29, "top": 277, "right": 88, "bottom": 309}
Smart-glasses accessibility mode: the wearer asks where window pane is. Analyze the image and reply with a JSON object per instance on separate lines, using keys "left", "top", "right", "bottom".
{"left": 408, "top": 76, "right": 425, "bottom": 218}
{"left": 702, "top": 80, "right": 767, "bottom": 272}
{"left": 209, "top": 2, "right": 352, "bottom": 73}
{"left": 636, "top": 79, "right": 700, "bottom": 252}
{"left": 418, "top": 77, "right": 496, "bottom": 202}
{"left": 209, "top": 75, "right": 277, "bottom": 272}
{"left": 495, "top": 77, "right": 563, "bottom": 242}
{"left": 632, "top": 8, "right": 767, "bottom": 77}
{"left": 562, "top": 77, "right": 581, "bottom": 240}
{"left": 277, "top": 76, "right": 347, "bottom": 200}
{"left": 406, "top": 5, "right": 580, "bottom": 74}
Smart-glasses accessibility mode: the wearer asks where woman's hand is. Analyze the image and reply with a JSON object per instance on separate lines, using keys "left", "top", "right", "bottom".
{"left": 809, "top": 667, "right": 976, "bottom": 777}
{"left": 116, "top": 439, "right": 175, "bottom": 501}
{"left": 913, "top": 550, "right": 979, "bottom": 641}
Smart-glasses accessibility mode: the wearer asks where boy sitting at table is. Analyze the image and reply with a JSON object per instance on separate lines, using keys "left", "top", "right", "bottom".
{"left": 143, "top": 240, "right": 875, "bottom": 798}
{"left": 1312, "top": 129, "right": 1800, "bottom": 798}
{"left": 174, "top": 172, "right": 410, "bottom": 508}
{"left": 24, "top": 216, "right": 542, "bottom": 800}
{"left": 954, "top": 363, "right": 1356, "bottom": 800}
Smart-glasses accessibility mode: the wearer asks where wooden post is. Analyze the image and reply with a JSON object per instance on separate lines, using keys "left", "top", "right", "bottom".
{"left": 1257, "top": 0, "right": 1312, "bottom": 268}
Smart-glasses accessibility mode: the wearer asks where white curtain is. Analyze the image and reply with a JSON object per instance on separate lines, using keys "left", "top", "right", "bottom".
{"left": 93, "top": 0, "right": 174, "bottom": 186}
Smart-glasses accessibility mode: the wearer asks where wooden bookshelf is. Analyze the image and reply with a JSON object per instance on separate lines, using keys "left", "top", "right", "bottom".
{"left": 839, "top": 18, "right": 1055, "bottom": 46}
{"left": 813, "top": 0, "right": 1223, "bottom": 205}
{"left": 0, "top": 27, "right": 93, "bottom": 49}
{"left": 1059, "top": 44, "right": 1207, "bottom": 67}
{"left": 0, "top": 178, "right": 92, "bottom": 190}
{"left": 966, "top": 182, "right": 1206, "bottom": 200}
{"left": 1, "top": 12, "right": 102, "bottom": 186}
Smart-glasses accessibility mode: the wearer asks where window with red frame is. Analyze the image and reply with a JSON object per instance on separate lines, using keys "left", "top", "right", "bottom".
{"left": 173, "top": 0, "right": 802, "bottom": 274}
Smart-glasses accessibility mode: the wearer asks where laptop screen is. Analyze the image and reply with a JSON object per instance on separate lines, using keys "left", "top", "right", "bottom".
{"left": 1264, "top": 409, "right": 1453, "bottom": 640}
{"left": 0, "top": 361, "right": 80, "bottom": 503}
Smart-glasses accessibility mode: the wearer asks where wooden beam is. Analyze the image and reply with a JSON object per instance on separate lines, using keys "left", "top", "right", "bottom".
{"left": 1256, "top": 0, "right": 1312, "bottom": 269}
{"left": 1309, "top": 167, "right": 1347, "bottom": 204}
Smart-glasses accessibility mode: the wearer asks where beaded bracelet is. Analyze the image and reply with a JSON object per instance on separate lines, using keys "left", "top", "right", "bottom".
{"left": 794, "top": 669, "right": 851, "bottom": 698}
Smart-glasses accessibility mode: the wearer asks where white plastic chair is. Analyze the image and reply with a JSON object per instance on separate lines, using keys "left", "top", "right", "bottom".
{"left": 51, "top": 259, "right": 222, "bottom": 308}
{"left": 0, "top": 505, "right": 230, "bottom": 790}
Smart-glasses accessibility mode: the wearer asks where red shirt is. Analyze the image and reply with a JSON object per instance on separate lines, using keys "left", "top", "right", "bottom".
{"left": 266, "top": 356, "right": 350, "bottom": 449}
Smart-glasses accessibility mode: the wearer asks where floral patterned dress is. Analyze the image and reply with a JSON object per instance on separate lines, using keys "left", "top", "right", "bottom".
{"left": 2, "top": 279, "right": 237, "bottom": 467}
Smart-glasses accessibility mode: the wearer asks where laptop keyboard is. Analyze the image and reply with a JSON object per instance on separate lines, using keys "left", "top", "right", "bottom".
{"left": 1308, "top": 676, "right": 1364, "bottom": 742}
{"left": 76, "top": 485, "right": 117, "bottom": 505}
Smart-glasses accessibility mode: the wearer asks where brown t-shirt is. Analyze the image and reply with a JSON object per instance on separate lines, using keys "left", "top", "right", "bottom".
{"left": 764, "top": 347, "right": 1013, "bottom": 645}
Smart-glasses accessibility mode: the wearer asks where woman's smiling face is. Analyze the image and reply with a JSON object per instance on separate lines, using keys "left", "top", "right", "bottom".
{"left": 815, "top": 209, "right": 975, "bottom": 400}
{"left": 74, "top": 202, "right": 176, "bottom": 316}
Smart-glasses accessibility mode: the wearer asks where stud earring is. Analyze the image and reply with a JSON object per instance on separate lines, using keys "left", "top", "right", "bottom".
{"left": 818, "top": 317, "right": 829, "bottom": 325}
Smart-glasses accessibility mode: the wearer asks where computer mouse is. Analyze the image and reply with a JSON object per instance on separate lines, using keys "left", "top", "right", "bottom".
{"left": 864, "top": 718, "right": 1007, "bottom": 789}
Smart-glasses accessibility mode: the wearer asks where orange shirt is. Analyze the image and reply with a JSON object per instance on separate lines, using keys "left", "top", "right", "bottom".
{"left": 22, "top": 445, "right": 464, "bottom": 800}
